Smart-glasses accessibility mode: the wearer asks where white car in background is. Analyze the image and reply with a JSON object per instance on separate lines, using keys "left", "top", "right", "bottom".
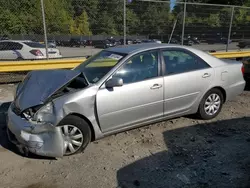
{"left": 0, "top": 40, "right": 62, "bottom": 60}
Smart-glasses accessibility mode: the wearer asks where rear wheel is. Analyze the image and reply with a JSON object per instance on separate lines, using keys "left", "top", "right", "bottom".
{"left": 58, "top": 115, "right": 91, "bottom": 156}
{"left": 198, "top": 88, "right": 224, "bottom": 120}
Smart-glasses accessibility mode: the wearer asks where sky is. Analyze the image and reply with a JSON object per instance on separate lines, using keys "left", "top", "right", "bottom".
{"left": 170, "top": 0, "right": 176, "bottom": 10}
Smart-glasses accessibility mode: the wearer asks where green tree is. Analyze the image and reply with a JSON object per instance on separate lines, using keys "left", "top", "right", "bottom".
{"left": 126, "top": 8, "right": 140, "bottom": 35}
{"left": 206, "top": 14, "right": 221, "bottom": 27}
{"left": 44, "top": 0, "right": 72, "bottom": 34}
{"left": 75, "top": 11, "right": 92, "bottom": 35}
{"left": 96, "top": 11, "right": 117, "bottom": 35}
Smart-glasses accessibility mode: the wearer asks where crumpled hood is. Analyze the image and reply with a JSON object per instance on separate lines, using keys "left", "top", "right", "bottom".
{"left": 15, "top": 69, "right": 82, "bottom": 111}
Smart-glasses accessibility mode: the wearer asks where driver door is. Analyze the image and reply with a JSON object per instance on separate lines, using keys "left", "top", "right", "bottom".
{"left": 96, "top": 50, "right": 164, "bottom": 132}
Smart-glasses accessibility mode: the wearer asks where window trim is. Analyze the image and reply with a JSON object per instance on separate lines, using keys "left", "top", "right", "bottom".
{"left": 160, "top": 48, "right": 211, "bottom": 76}
{"left": 105, "top": 49, "right": 162, "bottom": 86}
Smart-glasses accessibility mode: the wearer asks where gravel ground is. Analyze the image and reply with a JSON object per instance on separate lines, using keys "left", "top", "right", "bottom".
{"left": 0, "top": 83, "right": 250, "bottom": 188}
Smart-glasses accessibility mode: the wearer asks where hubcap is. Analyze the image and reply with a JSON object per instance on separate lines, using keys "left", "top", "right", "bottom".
{"left": 60, "top": 125, "right": 83, "bottom": 155}
{"left": 204, "top": 93, "right": 221, "bottom": 116}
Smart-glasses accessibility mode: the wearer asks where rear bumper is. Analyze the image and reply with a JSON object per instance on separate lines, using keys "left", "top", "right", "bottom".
{"left": 7, "top": 104, "right": 64, "bottom": 157}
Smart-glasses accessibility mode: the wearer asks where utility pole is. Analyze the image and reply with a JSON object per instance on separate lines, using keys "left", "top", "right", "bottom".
{"left": 181, "top": 0, "right": 187, "bottom": 45}
{"left": 41, "top": 0, "right": 48, "bottom": 59}
{"left": 226, "top": 6, "right": 234, "bottom": 52}
{"left": 123, "top": 0, "right": 126, "bottom": 45}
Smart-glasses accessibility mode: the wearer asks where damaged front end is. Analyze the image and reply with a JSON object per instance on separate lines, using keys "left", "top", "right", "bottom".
{"left": 7, "top": 69, "right": 89, "bottom": 157}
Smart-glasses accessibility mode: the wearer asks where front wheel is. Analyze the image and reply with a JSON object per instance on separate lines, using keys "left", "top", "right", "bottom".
{"left": 58, "top": 115, "right": 91, "bottom": 156}
{"left": 197, "top": 88, "right": 224, "bottom": 120}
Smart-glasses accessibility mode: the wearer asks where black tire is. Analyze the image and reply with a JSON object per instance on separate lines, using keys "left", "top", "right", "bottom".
{"left": 197, "top": 88, "right": 224, "bottom": 120}
{"left": 58, "top": 115, "right": 91, "bottom": 156}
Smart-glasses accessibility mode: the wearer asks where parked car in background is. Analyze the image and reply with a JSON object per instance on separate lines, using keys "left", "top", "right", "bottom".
{"left": 93, "top": 40, "right": 114, "bottom": 48}
{"left": 119, "top": 39, "right": 133, "bottom": 45}
{"left": 206, "top": 37, "right": 231, "bottom": 44}
{"left": 48, "top": 40, "right": 57, "bottom": 48}
{"left": 169, "top": 38, "right": 193, "bottom": 46}
{"left": 133, "top": 39, "right": 142, "bottom": 44}
{"left": 190, "top": 37, "right": 200, "bottom": 44}
{"left": 106, "top": 38, "right": 120, "bottom": 46}
{"left": 151, "top": 39, "right": 162, "bottom": 44}
{"left": 0, "top": 40, "right": 62, "bottom": 60}
{"left": 142, "top": 39, "right": 162, "bottom": 44}
{"left": 169, "top": 38, "right": 180, "bottom": 44}
{"left": 0, "top": 35, "right": 10, "bottom": 40}
{"left": 183, "top": 38, "right": 193, "bottom": 46}
{"left": 7, "top": 43, "right": 245, "bottom": 157}
{"left": 60, "top": 38, "right": 81, "bottom": 47}
{"left": 238, "top": 40, "right": 250, "bottom": 49}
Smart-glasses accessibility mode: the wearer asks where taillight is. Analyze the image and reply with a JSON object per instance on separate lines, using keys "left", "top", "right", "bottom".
{"left": 241, "top": 65, "right": 245, "bottom": 76}
{"left": 30, "top": 50, "right": 44, "bottom": 56}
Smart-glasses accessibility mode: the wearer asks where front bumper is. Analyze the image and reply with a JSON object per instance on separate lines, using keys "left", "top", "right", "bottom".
{"left": 7, "top": 105, "right": 64, "bottom": 157}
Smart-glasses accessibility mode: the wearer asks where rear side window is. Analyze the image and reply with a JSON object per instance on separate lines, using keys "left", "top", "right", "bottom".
{"left": 162, "top": 49, "right": 210, "bottom": 75}
{"left": 24, "top": 42, "right": 45, "bottom": 48}
{"left": 0, "top": 42, "right": 8, "bottom": 51}
{"left": 0, "top": 42, "right": 23, "bottom": 50}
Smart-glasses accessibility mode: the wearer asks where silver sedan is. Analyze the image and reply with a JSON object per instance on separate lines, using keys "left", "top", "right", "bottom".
{"left": 7, "top": 44, "right": 245, "bottom": 157}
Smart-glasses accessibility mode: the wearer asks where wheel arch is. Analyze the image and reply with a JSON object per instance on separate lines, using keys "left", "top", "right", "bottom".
{"left": 209, "top": 86, "right": 227, "bottom": 103}
{"left": 64, "top": 113, "right": 96, "bottom": 141}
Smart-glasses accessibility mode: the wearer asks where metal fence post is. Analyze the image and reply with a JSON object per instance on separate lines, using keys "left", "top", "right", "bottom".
{"left": 168, "top": 19, "right": 177, "bottom": 44}
{"left": 226, "top": 6, "right": 234, "bottom": 52}
{"left": 41, "top": 0, "right": 48, "bottom": 59}
{"left": 123, "top": 0, "right": 126, "bottom": 45}
{"left": 181, "top": 1, "right": 187, "bottom": 45}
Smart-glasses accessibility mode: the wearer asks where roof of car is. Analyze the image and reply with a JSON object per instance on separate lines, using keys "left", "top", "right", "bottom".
{"left": 107, "top": 43, "right": 184, "bottom": 54}
{"left": 107, "top": 43, "right": 225, "bottom": 68}
{"left": 0, "top": 40, "right": 32, "bottom": 43}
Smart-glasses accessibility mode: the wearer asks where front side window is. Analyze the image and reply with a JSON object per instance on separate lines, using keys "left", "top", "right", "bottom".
{"left": 75, "top": 50, "right": 126, "bottom": 83}
{"left": 163, "top": 49, "right": 210, "bottom": 75}
{"left": 113, "top": 50, "right": 159, "bottom": 84}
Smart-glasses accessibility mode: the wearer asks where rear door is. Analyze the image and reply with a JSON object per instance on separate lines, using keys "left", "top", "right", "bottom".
{"left": 0, "top": 42, "right": 20, "bottom": 60}
{"left": 162, "top": 48, "right": 214, "bottom": 116}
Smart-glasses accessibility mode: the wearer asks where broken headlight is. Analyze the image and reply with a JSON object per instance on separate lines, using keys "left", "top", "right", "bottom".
{"left": 33, "top": 102, "right": 54, "bottom": 122}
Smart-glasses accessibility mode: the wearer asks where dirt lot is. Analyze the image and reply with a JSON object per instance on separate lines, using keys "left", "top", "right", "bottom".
{"left": 0, "top": 83, "right": 250, "bottom": 188}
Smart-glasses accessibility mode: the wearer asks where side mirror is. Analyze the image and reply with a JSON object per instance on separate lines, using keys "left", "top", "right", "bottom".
{"left": 105, "top": 77, "right": 123, "bottom": 88}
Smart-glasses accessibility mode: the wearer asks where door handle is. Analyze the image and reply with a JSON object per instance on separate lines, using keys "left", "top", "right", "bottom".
{"left": 150, "top": 84, "right": 162, "bottom": 89}
{"left": 202, "top": 73, "right": 211, "bottom": 78}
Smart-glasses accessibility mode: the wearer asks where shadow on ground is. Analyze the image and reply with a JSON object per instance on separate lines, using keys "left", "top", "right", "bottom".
{"left": 0, "top": 102, "right": 12, "bottom": 150}
{"left": 0, "top": 102, "right": 55, "bottom": 160}
{"left": 117, "top": 117, "right": 250, "bottom": 188}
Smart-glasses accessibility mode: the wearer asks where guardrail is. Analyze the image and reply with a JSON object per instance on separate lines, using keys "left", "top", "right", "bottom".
{"left": 210, "top": 51, "right": 250, "bottom": 58}
{"left": 0, "top": 58, "right": 86, "bottom": 72}
{"left": 0, "top": 51, "right": 250, "bottom": 73}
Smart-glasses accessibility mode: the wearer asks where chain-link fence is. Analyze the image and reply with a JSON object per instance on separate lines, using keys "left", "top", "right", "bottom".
{"left": 1, "top": 0, "right": 250, "bottom": 61}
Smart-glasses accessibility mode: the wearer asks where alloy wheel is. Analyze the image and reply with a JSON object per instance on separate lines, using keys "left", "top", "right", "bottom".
{"left": 60, "top": 125, "right": 84, "bottom": 155}
{"left": 204, "top": 93, "right": 221, "bottom": 116}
